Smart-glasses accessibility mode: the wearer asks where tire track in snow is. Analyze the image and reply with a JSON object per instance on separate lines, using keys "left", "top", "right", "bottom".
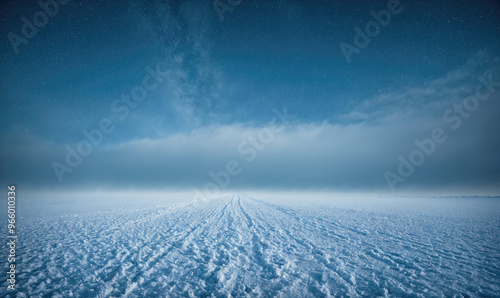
{"left": 95, "top": 197, "right": 231, "bottom": 296}
{"left": 238, "top": 195, "right": 358, "bottom": 297}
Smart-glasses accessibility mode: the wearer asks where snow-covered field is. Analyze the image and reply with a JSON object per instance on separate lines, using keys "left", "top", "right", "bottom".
{"left": 1, "top": 193, "right": 499, "bottom": 297}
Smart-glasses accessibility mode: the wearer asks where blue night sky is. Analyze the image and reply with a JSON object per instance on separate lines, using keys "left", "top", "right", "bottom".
{"left": 0, "top": 0, "right": 499, "bottom": 194}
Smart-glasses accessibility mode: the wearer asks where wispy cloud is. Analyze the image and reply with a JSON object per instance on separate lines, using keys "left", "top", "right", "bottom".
{"left": 342, "top": 50, "right": 499, "bottom": 123}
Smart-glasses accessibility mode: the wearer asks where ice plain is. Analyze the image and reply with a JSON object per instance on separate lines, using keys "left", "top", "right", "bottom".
{"left": 1, "top": 193, "right": 499, "bottom": 297}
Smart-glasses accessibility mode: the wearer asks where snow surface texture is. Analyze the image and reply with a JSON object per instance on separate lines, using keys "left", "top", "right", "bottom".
{"left": 1, "top": 194, "right": 499, "bottom": 297}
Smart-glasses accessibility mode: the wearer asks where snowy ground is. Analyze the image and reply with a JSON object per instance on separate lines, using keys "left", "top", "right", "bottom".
{"left": 1, "top": 193, "right": 499, "bottom": 297}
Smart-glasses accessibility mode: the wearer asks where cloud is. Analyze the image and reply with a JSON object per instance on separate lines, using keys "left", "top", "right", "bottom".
{"left": 1, "top": 52, "right": 499, "bottom": 195}
{"left": 342, "top": 50, "right": 500, "bottom": 123}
